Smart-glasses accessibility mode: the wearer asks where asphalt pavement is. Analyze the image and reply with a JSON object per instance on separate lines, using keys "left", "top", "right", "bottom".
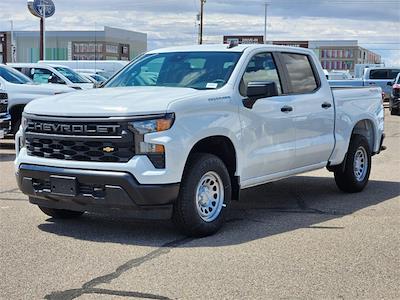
{"left": 1, "top": 109, "right": 399, "bottom": 300}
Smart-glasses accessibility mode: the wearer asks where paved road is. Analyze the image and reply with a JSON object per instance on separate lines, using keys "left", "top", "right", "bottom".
{"left": 1, "top": 110, "right": 399, "bottom": 300}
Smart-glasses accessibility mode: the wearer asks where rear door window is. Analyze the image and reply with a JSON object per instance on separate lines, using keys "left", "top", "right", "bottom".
{"left": 369, "top": 69, "right": 389, "bottom": 80}
{"left": 280, "top": 53, "right": 318, "bottom": 94}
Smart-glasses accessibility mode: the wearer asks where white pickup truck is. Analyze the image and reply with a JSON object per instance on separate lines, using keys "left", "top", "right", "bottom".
{"left": 329, "top": 67, "right": 400, "bottom": 100}
{"left": 0, "top": 64, "right": 75, "bottom": 135}
{"left": 15, "top": 45, "right": 385, "bottom": 237}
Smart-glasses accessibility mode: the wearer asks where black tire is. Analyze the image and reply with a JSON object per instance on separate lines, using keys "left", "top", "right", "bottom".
{"left": 390, "top": 108, "right": 399, "bottom": 116}
{"left": 11, "top": 117, "right": 21, "bottom": 135}
{"left": 173, "top": 153, "right": 232, "bottom": 237}
{"left": 39, "top": 206, "right": 84, "bottom": 219}
{"left": 334, "top": 134, "right": 371, "bottom": 193}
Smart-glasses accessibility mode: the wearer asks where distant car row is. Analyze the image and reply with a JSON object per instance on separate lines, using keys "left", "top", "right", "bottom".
{"left": 0, "top": 60, "right": 129, "bottom": 138}
{"left": 328, "top": 67, "right": 400, "bottom": 101}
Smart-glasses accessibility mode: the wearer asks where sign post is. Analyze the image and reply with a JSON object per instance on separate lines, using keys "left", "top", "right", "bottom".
{"left": 27, "top": 0, "right": 55, "bottom": 60}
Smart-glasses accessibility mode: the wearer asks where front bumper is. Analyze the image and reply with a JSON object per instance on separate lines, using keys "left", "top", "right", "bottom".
{"left": 0, "top": 114, "right": 11, "bottom": 138}
{"left": 16, "top": 164, "right": 180, "bottom": 219}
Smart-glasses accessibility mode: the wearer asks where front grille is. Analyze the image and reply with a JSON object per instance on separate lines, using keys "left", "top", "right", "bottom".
{"left": 0, "top": 99, "right": 8, "bottom": 114}
{"left": 25, "top": 118, "right": 135, "bottom": 163}
{"left": 0, "top": 92, "right": 7, "bottom": 99}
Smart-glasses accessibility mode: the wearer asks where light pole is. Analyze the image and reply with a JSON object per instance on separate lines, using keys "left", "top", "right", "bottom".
{"left": 199, "top": 0, "right": 206, "bottom": 44}
{"left": 264, "top": 2, "right": 269, "bottom": 44}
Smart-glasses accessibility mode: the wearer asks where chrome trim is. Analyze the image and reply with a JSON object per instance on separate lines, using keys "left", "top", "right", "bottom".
{"left": 24, "top": 132, "right": 123, "bottom": 140}
{"left": 22, "top": 112, "right": 169, "bottom": 122}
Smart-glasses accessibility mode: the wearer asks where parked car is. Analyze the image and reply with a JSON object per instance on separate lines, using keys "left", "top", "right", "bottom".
{"left": 78, "top": 72, "right": 107, "bottom": 84}
{"left": 0, "top": 83, "right": 11, "bottom": 139}
{"left": 0, "top": 64, "right": 75, "bottom": 134}
{"left": 8, "top": 63, "right": 94, "bottom": 90}
{"left": 329, "top": 67, "right": 400, "bottom": 100}
{"left": 74, "top": 69, "right": 112, "bottom": 79}
{"left": 390, "top": 73, "right": 400, "bottom": 115}
{"left": 15, "top": 44, "right": 385, "bottom": 237}
{"left": 38, "top": 60, "right": 129, "bottom": 78}
{"left": 327, "top": 70, "right": 352, "bottom": 80}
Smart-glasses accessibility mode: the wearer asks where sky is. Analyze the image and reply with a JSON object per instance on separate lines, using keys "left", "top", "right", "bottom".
{"left": 0, "top": 0, "right": 399, "bottom": 64}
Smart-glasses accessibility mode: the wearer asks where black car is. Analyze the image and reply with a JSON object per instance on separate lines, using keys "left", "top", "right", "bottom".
{"left": 390, "top": 73, "right": 400, "bottom": 115}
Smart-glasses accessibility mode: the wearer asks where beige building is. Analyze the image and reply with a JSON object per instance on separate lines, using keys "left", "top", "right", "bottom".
{"left": 273, "top": 40, "right": 381, "bottom": 74}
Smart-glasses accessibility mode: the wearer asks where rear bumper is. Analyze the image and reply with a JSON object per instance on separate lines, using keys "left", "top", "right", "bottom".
{"left": 16, "top": 164, "right": 180, "bottom": 219}
{"left": 0, "top": 114, "right": 11, "bottom": 138}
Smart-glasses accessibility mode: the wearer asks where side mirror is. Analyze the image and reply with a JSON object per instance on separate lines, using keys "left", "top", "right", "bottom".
{"left": 243, "top": 81, "right": 278, "bottom": 109}
{"left": 387, "top": 81, "right": 393, "bottom": 86}
{"left": 48, "top": 75, "right": 65, "bottom": 85}
{"left": 94, "top": 81, "right": 104, "bottom": 88}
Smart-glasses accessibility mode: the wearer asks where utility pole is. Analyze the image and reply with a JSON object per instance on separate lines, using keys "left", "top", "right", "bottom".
{"left": 199, "top": 0, "right": 206, "bottom": 45}
{"left": 264, "top": 2, "right": 269, "bottom": 44}
{"left": 39, "top": 0, "right": 48, "bottom": 60}
{"left": 10, "top": 20, "right": 15, "bottom": 63}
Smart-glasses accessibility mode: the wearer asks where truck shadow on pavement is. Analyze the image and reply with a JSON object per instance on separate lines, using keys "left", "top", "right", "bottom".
{"left": 37, "top": 175, "right": 400, "bottom": 247}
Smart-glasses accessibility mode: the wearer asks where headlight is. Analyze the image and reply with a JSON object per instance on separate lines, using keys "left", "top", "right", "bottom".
{"left": 131, "top": 113, "right": 174, "bottom": 134}
{"left": 130, "top": 113, "right": 174, "bottom": 169}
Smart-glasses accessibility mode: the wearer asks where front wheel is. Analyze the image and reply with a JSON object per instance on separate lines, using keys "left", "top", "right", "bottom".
{"left": 39, "top": 206, "right": 84, "bottom": 219}
{"left": 173, "top": 153, "right": 231, "bottom": 237}
{"left": 334, "top": 134, "right": 371, "bottom": 193}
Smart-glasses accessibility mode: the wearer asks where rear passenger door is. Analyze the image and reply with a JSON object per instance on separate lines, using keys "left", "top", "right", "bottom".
{"left": 278, "top": 52, "right": 335, "bottom": 169}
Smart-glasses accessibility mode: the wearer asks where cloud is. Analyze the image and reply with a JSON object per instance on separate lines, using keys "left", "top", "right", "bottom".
{"left": 0, "top": 0, "right": 398, "bottom": 63}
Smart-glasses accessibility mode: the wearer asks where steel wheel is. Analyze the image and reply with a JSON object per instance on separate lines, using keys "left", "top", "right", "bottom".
{"left": 353, "top": 146, "right": 368, "bottom": 181}
{"left": 195, "top": 171, "right": 224, "bottom": 222}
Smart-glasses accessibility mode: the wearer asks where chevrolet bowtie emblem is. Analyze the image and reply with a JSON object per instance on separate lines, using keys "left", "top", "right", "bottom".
{"left": 103, "top": 146, "right": 115, "bottom": 153}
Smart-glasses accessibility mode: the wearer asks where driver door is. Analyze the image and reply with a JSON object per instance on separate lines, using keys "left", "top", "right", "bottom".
{"left": 238, "top": 52, "right": 296, "bottom": 186}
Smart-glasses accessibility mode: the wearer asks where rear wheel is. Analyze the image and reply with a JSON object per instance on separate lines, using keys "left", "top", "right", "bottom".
{"left": 173, "top": 153, "right": 231, "bottom": 237}
{"left": 334, "top": 134, "right": 371, "bottom": 193}
{"left": 39, "top": 206, "right": 84, "bottom": 219}
{"left": 390, "top": 108, "right": 399, "bottom": 115}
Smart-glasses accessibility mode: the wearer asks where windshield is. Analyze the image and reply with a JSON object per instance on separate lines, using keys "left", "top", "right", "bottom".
{"left": 0, "top": 66, "right": 32, "bottom": 84}
{"left": 105, "top": 52, "right": 242, "bottom": 90}
{"left": 53, "top": 66, "right": 91, "bottom": 84}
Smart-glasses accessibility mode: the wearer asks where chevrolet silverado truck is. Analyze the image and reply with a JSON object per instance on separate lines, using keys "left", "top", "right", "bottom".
{"left": 15, "top": 45, "right": 385, "bottom": 237}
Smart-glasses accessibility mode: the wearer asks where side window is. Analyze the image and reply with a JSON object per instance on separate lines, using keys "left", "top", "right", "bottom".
{"left": 240, "top": 52, "right": 282, "bottom": 96}
{"left": 388, "top": 69, "right": 400, "bottom": 80}
{"left": 280, "top": 53, "right": 318, "bottom": 94}
{"left": 31, "top": 68, "right": 55, "bottom": 84}
{"left": 370, "top": 69, "right": 388, "bottom": 80}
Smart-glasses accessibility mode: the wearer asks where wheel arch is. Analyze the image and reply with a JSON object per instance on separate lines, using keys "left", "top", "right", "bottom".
{"left": 351, "top": 118, "right": 376, "bottom": 153}
{"left": 185, "top": 135, "right": 240, "bottom": 200}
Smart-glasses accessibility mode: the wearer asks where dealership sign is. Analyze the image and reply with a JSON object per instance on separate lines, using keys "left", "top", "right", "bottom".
{"left": 27, "top": 0, "right": 55, "bottom": 18}
{"left": 223, "top": 36, "right": 264, "bottom": 45}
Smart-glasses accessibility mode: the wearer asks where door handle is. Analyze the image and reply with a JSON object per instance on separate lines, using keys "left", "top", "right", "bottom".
{"left": 281, "top": 105, "right": 293, "bottom": 113}
{"left": 321, "top": 102, "right": 332, "bottom": 109}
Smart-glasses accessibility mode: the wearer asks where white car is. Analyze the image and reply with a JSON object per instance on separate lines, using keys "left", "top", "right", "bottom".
{"left": 8, "top": 63, "right": 94, "bottom": 90}
{"left": 78, "top": 72, "right": 107, "bottom": 84}
{"left": 15, "top": 44, "right": 385, "bottom": 237}
{"left": 0, "top": 64, "right": 75, "bottom": 134}
{"left": 39, "top": 60, "right": 128, "bottom": 78}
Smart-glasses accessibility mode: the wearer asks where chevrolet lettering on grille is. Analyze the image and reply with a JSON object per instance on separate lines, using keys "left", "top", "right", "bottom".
{"left": 27, "top": 121, "right": 121, "bottom": 135}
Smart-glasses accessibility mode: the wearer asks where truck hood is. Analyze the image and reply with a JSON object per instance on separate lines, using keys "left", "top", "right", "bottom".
{"left": 24, "top": 86, "right": 202, "bottom": 117}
